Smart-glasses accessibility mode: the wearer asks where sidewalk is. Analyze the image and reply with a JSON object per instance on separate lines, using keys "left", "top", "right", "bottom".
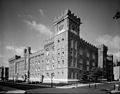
{"left": 0, "top": 85, "right": 25, "bottom": 94}
{"left": 56, "top": 83, "right": 102, "bottom": 88}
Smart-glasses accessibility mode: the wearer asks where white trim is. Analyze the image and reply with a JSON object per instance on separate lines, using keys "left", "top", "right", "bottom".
{"left": 70, "top": 30, "right": 78, "bottom": 35}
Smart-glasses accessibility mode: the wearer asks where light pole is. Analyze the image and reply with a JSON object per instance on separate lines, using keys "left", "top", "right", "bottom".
{"left": 51, "top": 73, "right": 54, "bottom": 88}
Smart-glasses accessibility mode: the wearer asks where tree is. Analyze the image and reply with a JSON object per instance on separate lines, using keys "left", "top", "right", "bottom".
{"left": 113, "top": 11, "right": 120, "bottom": 20}
{"left": 78, "top": 70, "right": 89, "bottom": 82}
{"left": 88, "top": 67, "right": 104, "bottom": 82}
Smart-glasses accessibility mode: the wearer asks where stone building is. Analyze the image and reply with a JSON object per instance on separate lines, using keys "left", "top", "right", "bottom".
{"left": 9, "top": 10, "right": 98, "bottom": 83}
{"left": 98, "top": 44, "right": 114, "bottom": 81}
{"left": 114, "top": 66, "right": 120, "bottom": 81}
{"left": 0, "top": 66, "right": 9, "bottom": 80}
{"left": 106, "top": 55, "right": 114, "bottom": 81}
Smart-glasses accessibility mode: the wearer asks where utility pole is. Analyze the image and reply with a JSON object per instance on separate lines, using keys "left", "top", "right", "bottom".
{"left": 51, "top": 73, "right": 54, "bottom": 88}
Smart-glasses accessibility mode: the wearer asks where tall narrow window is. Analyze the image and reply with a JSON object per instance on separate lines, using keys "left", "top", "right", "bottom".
{"left": 71, "top": 40, "right": 74, "bottom": 48}
{"left": 75, "top": 41, "right": 77, "bottom": 50}
{"left": 79, "top": 49, "right": 83, "bottom": 55}
{"left": 87, "top": 61, "right": 89, "bottom": 65}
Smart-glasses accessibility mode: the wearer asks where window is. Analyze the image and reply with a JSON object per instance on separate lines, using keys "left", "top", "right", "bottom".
{"left": 70, "top": 48, "right": 73, "bottom": 56}
{"left": 87, "top": 61, "right": 89, "bottom": 65}
{"left": 80, "top": 59, "right": 83, "bottom": 64}
{"left": 75, "top": 72, "right": 77, "bottom": 79}
{"left": 46, "top": 73, "right": 49, "bottom": 78}
{"left": 62, "top": 60, "right": 64, "bottom": 64}
{"left": 71, "top": 59, "right": 73, "bottom": 67}
{"left": 92, "top": 53, "right": 95, "bottom": 59}
{"left": 46, "top": 59, "right": 49, "bottom": 64}
{"left": 52, "top": 65, "right": 55, "bottom": 69}
{"left": 58, "top": 61, "right": 61, "bottom": 68}
{"left": 79, "top": 49, "right": 83, "bottom": 55}
{"left": 62, "top": 71, "right": 64, "bottom": 75}
{"left": 87, "top": 52, "right": 90, "bottom": 57}
{"left": 46, "top": 64, "right": 49, "bottom": 70}
{"left": 72, "top": 25, "right": 75, "bottom": 31}
{"left": 58, "top": 40, "right": 60, "bottom": 43}
{"left": 87, "top": 66, "right": 89, "bottom": 71}
{"left": 75, "top": 41, "right": 77, "bottom": 50}
{"left": 75, "top": 58, "right": 77, "bottom": 67}
{"left": 71, "top": 40, "right": 74, "bottom": 48}
{"left": 62, "top": 38, "right": 64, "bottom": 41}
{"left": 52, "top": 46, "right": 54, "bottom": 50}
{"left": 71, "top": 72, "right": 73, "bottom": 79}
{"left": 80, "top": 65, "right": 83, "bottom": 70}
{"left": 92, "top": 62, "right": 95, "bottom": 66}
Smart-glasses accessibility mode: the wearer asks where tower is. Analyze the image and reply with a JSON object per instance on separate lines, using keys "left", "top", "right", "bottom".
{"left": 53, "top": 9, "right": 82, "bottom": 83}
{"left": 24, "top": 47, "right": 31, "bottom": 82}
{"left": 98, "top": 44, "right": 108, "bottom": 79}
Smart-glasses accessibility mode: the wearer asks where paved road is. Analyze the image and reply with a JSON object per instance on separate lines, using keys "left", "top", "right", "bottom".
{"left": 0, "top": 85, "right": 25, "bottom": 93}
{"left": 0, "top": 81, "right": 119, "bottom": 94}
{"left": 26, "top": 87, "right": 106, "bottom": 94}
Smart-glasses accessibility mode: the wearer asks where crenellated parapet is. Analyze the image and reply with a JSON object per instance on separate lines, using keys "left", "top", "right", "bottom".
{"left": 53, "top": 9, "right": 82, "bottom": 25}
{"left": 80, "top": 38, "right": 97, "bottom": 49}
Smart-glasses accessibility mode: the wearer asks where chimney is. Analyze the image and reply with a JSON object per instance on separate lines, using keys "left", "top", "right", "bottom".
{"left": 28, "top": 47, "right": 31, "bottom": 54}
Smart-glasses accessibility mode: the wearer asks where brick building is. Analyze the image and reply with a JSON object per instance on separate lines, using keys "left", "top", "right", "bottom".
{"left": 9, "top": 10, "right": 98, "bottom": 83}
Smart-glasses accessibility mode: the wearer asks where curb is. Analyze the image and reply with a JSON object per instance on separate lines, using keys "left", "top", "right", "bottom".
{"left": 6, "top": 90, "right": 26, "bottom": 93}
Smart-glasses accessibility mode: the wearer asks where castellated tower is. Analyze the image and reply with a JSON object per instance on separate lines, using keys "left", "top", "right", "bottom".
{"left": 53, "top": 9, "right": 82, "bottom": 83}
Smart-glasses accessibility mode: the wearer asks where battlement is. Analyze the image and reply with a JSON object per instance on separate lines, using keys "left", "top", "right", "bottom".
{"left": 80, "top": 38, "right": 97, "bottom": 49}
{"left": 53, "top": 9, "right": 81, "bottom": 25}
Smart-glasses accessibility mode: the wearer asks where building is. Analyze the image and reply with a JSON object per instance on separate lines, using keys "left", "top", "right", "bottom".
{"left": 114, "top": 66, "right": 120, "bottom": 81}
{"left": 0, "top": 66, "right": 9, "bottom": 80}
{"left": 98, "top": 44, "right": 108, "bottom": 69}
{"left": 0, "top": 67, "right": 4, "bottom": 80}
{"left": 9, "top": 10, "right": 98, "bottom": 83}
{"left": 98, "top": 44, "right": 114, "bottom": 81}
{"left": 106, "top": 55, "right": 114, "bottom": 81}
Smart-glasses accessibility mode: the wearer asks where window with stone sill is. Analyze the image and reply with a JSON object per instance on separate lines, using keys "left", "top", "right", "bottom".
{"left": 75, "top": 41, "right": 77, "bottom": 50}
{"left": 71, "top": 40, "right": 74, "bottom": 48}
{"left": 80, "top": 65, "right": 83, "bottom": 70}
{"left": 52, "top": 65, "right": 55, "bottom": 69}
{"left": 79, "top": 59, "right": 83, "bottom": 64}
{"left": 87, "top": 61, "right": 89, "bottom": 65}
{"left": 62, "top": 38, "right": 64, "bottom": 41}
{"left": 87, "top": 52, "right": 90, "bottom": 57}
{"left": 71, "top": 72, "right": 73, "bottom": 79}
{"left": 92, "top": 62, "right": 95, "bottom": 66}
{"left": 58, "top": 53, "right": 60, "bottom": 55}
{"left": 58, "top": 61, "right": 61, "bottom": 68}
{"left": 46, "top": 64, "right": 49, "bottom": 70}
{"left": 87, "top": 66, "right": 89, "bottom": 71}
{"left": 62, "top": 60, "right": 64, "bottom": 64}
{"left": 92, "top": 53, "right": 95, "bottom": 59}
{"left": 58, "top": 40, "right": 60, "bottom": 43}
{"left": 79, "top": 49, "right": 83, "bottom": 55}
{"left": 70, "top": 48, "right": 73, "bottom": 55}
{"left": 46, "top": 73, "right": 49, "bottom": 78}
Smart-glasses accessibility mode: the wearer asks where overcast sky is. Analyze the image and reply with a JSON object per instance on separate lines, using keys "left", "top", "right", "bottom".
{"left": 0, "top": 0, "right": 120, "bottom": 67}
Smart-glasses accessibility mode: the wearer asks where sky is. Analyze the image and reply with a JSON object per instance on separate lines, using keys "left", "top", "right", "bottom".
{"left": 0, "top": 0, "right": 120, "bottom": 67}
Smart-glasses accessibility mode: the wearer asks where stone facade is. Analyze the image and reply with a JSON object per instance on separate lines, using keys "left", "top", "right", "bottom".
{"left": 98, "top": 44, "right": 114, "bottom": 81}
{"left": 9, "top": 10, "right": 98, "bottom": 83}
{"left": 0, "top": 66, "right": 9, "bottom": 80}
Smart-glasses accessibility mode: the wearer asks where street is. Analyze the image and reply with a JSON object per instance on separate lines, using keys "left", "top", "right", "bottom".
{"left": 0, "top": 81, "right": 119, "bottom": 94}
